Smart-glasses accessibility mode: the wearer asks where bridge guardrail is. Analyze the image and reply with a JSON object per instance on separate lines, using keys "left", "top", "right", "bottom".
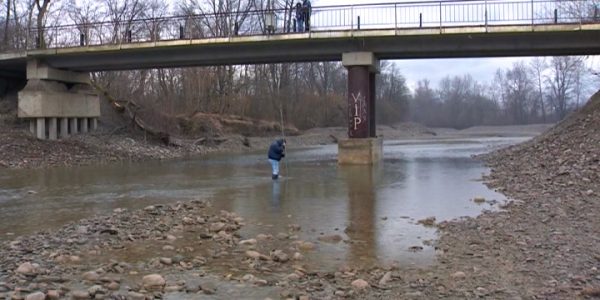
{"left": 5, "top": 0, "right": 600, "bottom": 51}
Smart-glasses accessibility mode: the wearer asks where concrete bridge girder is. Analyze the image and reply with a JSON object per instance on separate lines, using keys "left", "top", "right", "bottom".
{"left": 18, "top": 60, "right": 100, "bottom": 140}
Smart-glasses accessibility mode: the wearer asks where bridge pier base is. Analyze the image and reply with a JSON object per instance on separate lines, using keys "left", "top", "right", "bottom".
{"left": 18, "top": 60, "right": 100, "bottom": 140}
{"left": 338, "top": 52, "right": 382, "bottom": 165}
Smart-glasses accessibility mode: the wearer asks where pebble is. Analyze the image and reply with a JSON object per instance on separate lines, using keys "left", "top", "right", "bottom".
{"left": 162, "top": 245, "right": 175, "bottom": 251}
{"left": 209, "top": 222, "right": 226, "bottom": 232}
{"left": 317, "top": 234, "right": 343, "bottom": 243}
{"left": 24, "top": 292, "right": 45, "bottom": 300}
{"left": 200, "top": 282, "right": 216, "bottom": 295}
{"left": 106, "top": 282, "right": 120, "bottom": 291}
{"left": 379, "top": 271, "right": 392, "bottom": 286}
{"left": 16, "top": 262, "right": 36, "bottom": 275}
{"left": 246, "top": 251, "right": 261, "bottom": 260}
{"left": 451, "top": 271, "right": 466, "bottom": 279}
{"left": 298, "top": 241, "right": 316, "bottom": 251}
{"left": 82, "top": 271, "right": 100, "bottom": 282}
{"left": 473, "top": 196, "right": 486, "bottom": 203}
{"left": 71, "top": 290, "right": 91, "bottom": 299}
{"left": 185, "top": 282, "right": 200, "bottom": 293}
{"left": 271, "top": 250, "right": 289, "bottom": 263}
{"left": 142, "top": 274, "right": 165, "bottom": 291}
{"left": 159, "top": 257, "right": 172, "bottom": 265}
{"left": 239, "top": 239, "right": 257, "bottom": 245}
{"left": 351, "top": 279, "right": 369, "bottom": 290}
{"left": 127, "top": 291, "right": 145, "bottom": 300}
{"left": 164, "top": 285, "right": 182, "bottom": 292}
{"left": 47, "top": 290, "right": 60, "bottom": 300}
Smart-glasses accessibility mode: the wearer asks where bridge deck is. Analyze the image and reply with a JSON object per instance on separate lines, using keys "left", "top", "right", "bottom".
{"left": 1, "top": 23, "right": 600, "bottom": 77}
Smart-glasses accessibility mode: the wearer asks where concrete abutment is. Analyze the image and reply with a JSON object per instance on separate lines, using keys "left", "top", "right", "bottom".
{"left": 338, "top": 52, "right": 382, "bottom": 165}
{"left": 18, "top": 60, "right": 100, "bottom": 140}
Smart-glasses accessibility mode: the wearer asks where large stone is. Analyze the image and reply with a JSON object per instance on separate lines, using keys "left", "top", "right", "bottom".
{"left": 351, "top": 279, "right": 370, "bottom": 290}
{"left": 25, "top": 292, "right": 45, "bottom": 300}
{"left": 127, "top": 291, "right": 145, "bottom": 300}
{"left": 16, "top": 262, "right": 36, "bottom": 275}
{"left": 142, "top": 274, "right": 166, "bottom": 291}
{"left": 71, "top": 290, "right": 91, "bottom": 299}
{"left": 82, "top": 271, "right": 100, "bottom": 282}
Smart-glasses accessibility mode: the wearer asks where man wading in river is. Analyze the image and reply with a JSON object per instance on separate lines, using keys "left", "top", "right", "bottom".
{"left": 268, "top": 139, "right": 286, "bottom": 180}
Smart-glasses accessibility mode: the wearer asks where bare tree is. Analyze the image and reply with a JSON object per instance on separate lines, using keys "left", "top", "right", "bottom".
{"left": 545, "top": 56, "right": 586, "bottom": 119}
{"left": 529, "top": 57, "right": 548, "bottom": 122}
{"left": 34, "top": 0, "right": 50, "bottom": 48}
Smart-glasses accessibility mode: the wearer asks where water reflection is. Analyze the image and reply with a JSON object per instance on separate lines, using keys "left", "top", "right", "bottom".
{"left": 340, "top": 165, "right": 379, "bottom": 267}
{"left": 270, "top": 180, "right": 281, "bottom": 211}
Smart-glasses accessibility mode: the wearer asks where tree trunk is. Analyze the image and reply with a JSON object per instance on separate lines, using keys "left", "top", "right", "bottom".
{"left": 3, "top": 0, "right": 10, "bottom": 47}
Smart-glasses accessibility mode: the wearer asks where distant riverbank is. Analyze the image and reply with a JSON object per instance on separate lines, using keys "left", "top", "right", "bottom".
{"left": 0, "top": 123, "right": 552, "bottom": 169}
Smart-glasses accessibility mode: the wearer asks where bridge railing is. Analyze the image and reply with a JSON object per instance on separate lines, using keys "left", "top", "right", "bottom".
{"left": 14, "top": 0, "right": 600, "bottom": 50}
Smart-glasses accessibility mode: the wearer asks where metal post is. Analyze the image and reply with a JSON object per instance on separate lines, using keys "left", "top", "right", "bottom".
{"left": 394, "top": 4, "right": 398, "bottom": 28}
{"left": 420, "top": 13, "right": 423, "bottom": 28}
{"left": 531, "top": 0, "right": 534, "bottom": 25}
{"left": 127, "top": 30, "right": 132, "bottom": 43}
{"left": 357, "top": 16, "right": 361, "bottom": 30}
{"left": 439, "top": 1, "right": 443, "bottom": 29}
{"left": 484, "top": 0, "right": 488, "bottom": 29}
{"left": 80, "top": 33, "right": 85, "bottom": 46}
{"left": 179, "top": 25, "right": 184, "bottom": 39}
{"left": 351, "top": 6, "right": 354, "bottom": 30}
{"left": 554, "top": 8, "right": 558, "bottom": 23}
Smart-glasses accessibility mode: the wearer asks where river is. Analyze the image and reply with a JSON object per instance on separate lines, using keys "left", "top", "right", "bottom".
{"left": 0, "top": 137, "right": 528, "bottom": 272}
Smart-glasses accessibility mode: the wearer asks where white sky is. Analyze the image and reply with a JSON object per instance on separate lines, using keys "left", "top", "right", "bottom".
{"left": 311, "top": 0, "right": 598, "bottom": 91}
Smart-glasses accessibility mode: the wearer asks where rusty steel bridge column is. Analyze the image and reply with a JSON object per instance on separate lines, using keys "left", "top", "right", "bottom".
{"left": 338, "top": 52, "right": 383, "bottom": 165}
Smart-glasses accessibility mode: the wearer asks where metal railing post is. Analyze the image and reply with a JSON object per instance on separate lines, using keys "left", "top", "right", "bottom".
{"left": 484, "top": 0, "right": 488, "bottom": 30}
{"left": 439, "top": 1, "right": 442, "bottom": 30}
{"left": 394, "top": 4, "right": 398, "bottom": 29}
{"left": 531, "top": 0, "right": 534, "bottom": 25}
{"left": 351, "top": 6, "right": 354, "bottom": 30}
{"left": 357, "top": 16, "right": 361, "bottom": 30}
{"left": 554, "top": 8, "right": 558, "bottom": 23}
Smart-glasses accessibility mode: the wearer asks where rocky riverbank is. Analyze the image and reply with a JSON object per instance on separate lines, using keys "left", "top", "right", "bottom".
{"left": 0, "top": 121, "right": 439, "bottom": 170}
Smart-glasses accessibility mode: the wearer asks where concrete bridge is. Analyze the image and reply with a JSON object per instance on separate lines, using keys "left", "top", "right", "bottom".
{"left": 1, "top": 0, "right": 600, "bottom": 163}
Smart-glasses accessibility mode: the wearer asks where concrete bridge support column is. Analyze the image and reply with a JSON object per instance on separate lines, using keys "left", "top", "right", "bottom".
{"left": 338, "top": 52, "right": 383, "bottom": 165}
{"left": 80, "top": 118, "right": 89, "bottom": 133}
{"left": 18, "top": 60, "right": 100, "bottom": 140}
{"left": 70, "top": 117, "right": 79, "bottom": 135}
{"left": 60, "top": 118, "right": 69, "bottom": 138}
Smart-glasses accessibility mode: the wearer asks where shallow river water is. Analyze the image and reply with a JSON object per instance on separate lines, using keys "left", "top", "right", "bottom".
{"left": 0, "top": 137, "right": 528, "bottom": 272}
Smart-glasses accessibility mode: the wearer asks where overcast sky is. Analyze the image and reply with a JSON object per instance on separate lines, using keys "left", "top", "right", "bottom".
{"left": 308, "top": 0, "right": 597, "bottom": 91}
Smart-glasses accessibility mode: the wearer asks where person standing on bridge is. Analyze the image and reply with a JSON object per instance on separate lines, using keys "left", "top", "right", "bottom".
{"left": 268, "top": 139, "right": 286, "bottom": 180}
{"left": 295, "top": 2, "right": 304, "bottom": 32}
{"left": 302, "top": 0, "right": 312, "bottom": 31}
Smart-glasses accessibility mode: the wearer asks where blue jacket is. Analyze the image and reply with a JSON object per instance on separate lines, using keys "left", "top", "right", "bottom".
{"left": 268, "top": 139, "right": 286, "bottom": 161}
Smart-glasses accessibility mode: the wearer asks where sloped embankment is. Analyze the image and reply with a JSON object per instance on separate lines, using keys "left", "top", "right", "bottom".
{"left": 427, "top": 92, "right": 599, "bottom": 298}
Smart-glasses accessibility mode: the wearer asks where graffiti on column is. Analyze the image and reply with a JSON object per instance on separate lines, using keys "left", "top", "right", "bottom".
{"left": 348, "top": 92, "right": 367, "bottom": 136}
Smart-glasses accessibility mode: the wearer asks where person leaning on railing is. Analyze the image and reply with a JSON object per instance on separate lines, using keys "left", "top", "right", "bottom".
{"left": 295, "top": 2, "right": 305, "bottom": 32}
{"left": 303, "top": 0, "right": 312, "bottom": 31}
